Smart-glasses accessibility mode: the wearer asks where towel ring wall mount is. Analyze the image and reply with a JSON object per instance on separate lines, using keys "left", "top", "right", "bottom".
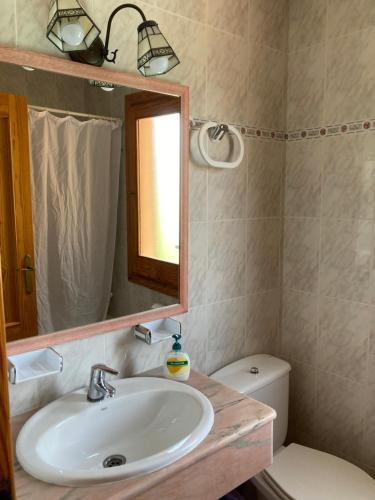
{"left": 190, "top": 120, "right": 245, "bottom": 169}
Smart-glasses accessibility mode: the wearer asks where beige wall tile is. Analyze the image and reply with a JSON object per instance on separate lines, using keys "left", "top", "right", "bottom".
{"left": 206, "top": 297, "right": 246, "bottom": 373}
{"left": 363, "top": 385, "right": 375, "bottom": 469}
{"left": 153, "top": 8, "right": 208, "bottom": 117}
{"left": 323, "top": 134, "right": 375, "bottom": 219}
{"left": 247, "top": 218, "right": 281, "bottom": 294}
{"left": 155, "top": 0, "right": 207, "bottom": 23}
{"left": 189, "top": 222, "right": 207, "bottom": 307}
{"left": 369, "top": 354, "right": 375, "bottom": 385}
{"left": 178, "top": 306, "right": 208, "bottom": 373}
{"left": 315, "top": 371, "right": 365, "bottom": 460}
{"left": 327, "top": 0, "right": 375, "bottom": 39}
{"left": 288, "top": 0, "right": 326, "bottom": 52}
{"left": 248, "top": 44, "right": 287, "bottom": 130}
{"left": 207, "top": 220, "right": 246, "bottom": 302}
{"left": 207, "top": 28, "right": 249, "bottom": 124}
{"left": 189, "top": 162, "right": 207, "bottom": 222}
{"left": 16, "top": 0, "right": 58, "bottom": 55}
{"left": 369, "top": 229, "right": 375, "bottom": 305}
{"left": 282, "top": 289, "right": 318, "bottom": 365}
{"left": 247, "top": 139, "right": 284, "bottom": 218}
{"left": 318, "top": 297, "right": 371, "bottom": 383}
{"left": 103, "top": 328, "right": 133, "bottom": 378}
{"left": 283, "top": 217, "right": 320, "bottom": 293}
{"left": 250, "top": 0, "right": 288, "bottom": 52}
{"left": 371, "top": 326, "right": 375, "bottom": 356}
{"left": 287, "top": 44, "right": 325, "bottom": 130}
{"left": 285, "top": 139, "right": 322, "bottom": 217}
{"left": 0, "top": 0, "right": 15, "bottom": 46}
{"left": 289, "top": 360, "right": 316, "bottom": 434}
{"left": 326, "top": 29, "right": 375, "bottom": 124}
{"left": 207, "top": 0, "right": 249, "bottom": 38}
{"left": 246, "top": 290, "right": 280, "bottom": 356}
{"left": 320, "top": 218, "right": 372, "bottom": 303}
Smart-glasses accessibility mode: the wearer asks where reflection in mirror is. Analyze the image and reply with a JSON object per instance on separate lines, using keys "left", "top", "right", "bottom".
{"left": 138, "top": 114, "right": 180, "bottom": 265}
{"left": 0, "top": 62, "right": 181, "bottom": 343}
{"left": 125, "top": 91, "right": 180, "bottom": 299}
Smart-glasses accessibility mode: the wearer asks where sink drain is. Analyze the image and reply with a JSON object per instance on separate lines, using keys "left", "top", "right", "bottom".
{"left": 103, "top": 454, "right": 127, "bottom": 468}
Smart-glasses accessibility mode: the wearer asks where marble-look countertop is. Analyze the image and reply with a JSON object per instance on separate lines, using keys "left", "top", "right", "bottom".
{"left": 12, "top": 368, "right": 276, "bottom": 500}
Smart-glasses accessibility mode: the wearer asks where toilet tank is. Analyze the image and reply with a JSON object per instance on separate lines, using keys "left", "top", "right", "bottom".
{"left": 211, "top": 354, "right": 291, "bottom": 451}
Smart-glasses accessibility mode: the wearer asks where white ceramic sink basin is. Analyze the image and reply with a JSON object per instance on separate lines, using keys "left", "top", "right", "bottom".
{"left": 16, "top": 377, "right": 214, "bottom": 486}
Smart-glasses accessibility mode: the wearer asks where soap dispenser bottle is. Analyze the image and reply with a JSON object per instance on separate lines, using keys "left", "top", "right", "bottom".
{"left": 164, "top": 334, "right": 190, "bottom": 381}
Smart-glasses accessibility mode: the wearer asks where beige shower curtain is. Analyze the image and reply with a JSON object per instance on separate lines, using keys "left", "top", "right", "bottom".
{"left": 28, "top": 109, "right": 122, "bottom": 334}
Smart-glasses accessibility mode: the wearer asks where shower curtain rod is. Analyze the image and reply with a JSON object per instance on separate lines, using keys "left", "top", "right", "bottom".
{"left": 28, "top": 105, "right": 123, "bottom": 123}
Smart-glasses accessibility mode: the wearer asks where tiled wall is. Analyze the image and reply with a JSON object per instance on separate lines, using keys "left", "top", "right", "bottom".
{"left": 5, "top": 0, "right": 374, "bottom": 481}
{"left": 284, "top": 0, "right": 375, "bottom": 478}
{"left": 3, "top": 0, "right": 288, "bottom": 416}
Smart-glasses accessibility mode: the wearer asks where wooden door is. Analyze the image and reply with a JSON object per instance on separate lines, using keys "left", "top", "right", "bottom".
{"left": 0, "top": 250, "right": 15, "bottom": 498}
{"left": 0, "top": 93, "right": 37, "bottom": 342}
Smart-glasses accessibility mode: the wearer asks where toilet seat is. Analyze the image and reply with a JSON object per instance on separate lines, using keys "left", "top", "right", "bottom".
{"left": 262, "top": 443, "right": 375, "bottom": 500}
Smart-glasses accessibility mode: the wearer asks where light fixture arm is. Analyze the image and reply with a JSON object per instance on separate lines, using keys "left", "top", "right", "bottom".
{"left": 104, "top": 3, "right": 147, "bottom": 63}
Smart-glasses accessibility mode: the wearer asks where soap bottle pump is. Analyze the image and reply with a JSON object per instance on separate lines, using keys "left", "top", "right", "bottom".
{"left": 164, "top": 334, "right": 190, "bottom": 381}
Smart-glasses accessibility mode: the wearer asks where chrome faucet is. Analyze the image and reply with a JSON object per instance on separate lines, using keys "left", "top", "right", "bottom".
{"left": 87, "top": 364, "right": 119, "bottom": 402}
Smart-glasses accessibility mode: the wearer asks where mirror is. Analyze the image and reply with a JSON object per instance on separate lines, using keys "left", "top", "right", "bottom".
{"left": 0, "top": 53, "right": 188, "bottom": 349}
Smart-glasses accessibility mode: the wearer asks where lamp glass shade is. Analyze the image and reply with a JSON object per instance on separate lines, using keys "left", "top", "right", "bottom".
{"left": 47, "top": 0, "right": 100, "bottom": 53}
{"left": 137, "top": 21, "right": 180, "bottom": 76}
{"left": 89, "top": 80, "right": 119, "bottom": 92}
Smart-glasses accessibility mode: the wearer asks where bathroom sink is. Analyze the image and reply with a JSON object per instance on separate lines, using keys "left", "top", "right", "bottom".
{"left": 16, "top": 377, "right": 214, "bottom": 486}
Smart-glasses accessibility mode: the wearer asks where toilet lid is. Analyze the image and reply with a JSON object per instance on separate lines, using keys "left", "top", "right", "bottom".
{"left": 264, "top": 444, "right": 375, "bottom": 500}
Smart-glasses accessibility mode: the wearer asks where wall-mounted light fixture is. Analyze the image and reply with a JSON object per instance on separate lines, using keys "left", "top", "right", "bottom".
{"left": 89, "top": 80, "right": 119, "bottom": 92}
{"left": 47, "top": 0, "right": 101, "bottom": 54}
{"left": 46, "top": 2, "right": 180, "bottom": 77}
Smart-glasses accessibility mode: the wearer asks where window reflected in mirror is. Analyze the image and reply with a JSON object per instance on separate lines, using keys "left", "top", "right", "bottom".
{"left": 138, "top": 113, "right": 180, "bottom": 265}
{"left": 126, "top": 91, "right": 180, "bottom": 299}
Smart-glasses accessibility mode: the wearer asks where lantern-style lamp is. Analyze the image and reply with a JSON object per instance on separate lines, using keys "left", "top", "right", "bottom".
{"left": 137, "top": 20, "right": 179, "bottom": 76}
{"left": 47, "top": 0, "right": 101, "bottom": 53}
{"left": 47, "top": 2, "right": 180, "bottom": 77}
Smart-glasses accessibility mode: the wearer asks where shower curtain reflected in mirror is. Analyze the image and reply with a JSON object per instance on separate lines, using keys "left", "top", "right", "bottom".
{"left": 28, "top": 109, "right": 122, "bottom": 334}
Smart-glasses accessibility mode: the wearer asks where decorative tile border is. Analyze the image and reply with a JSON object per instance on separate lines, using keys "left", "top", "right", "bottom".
{"left": 190, "top": 117, "right": 375, "bottom": 143}
{"left": 190, "top": 118, "right": 286, "bottom": 142}
{"left": 287, "top": 119, "right": 374, "bottom": 141}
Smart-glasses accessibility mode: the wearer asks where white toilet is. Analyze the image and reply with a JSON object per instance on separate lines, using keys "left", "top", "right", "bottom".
{"left": 211, "top": 354, "right": 375, "bottom": 500}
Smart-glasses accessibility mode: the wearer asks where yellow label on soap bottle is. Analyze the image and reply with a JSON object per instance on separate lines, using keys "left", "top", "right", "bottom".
{"left": 164, "top": 334, "right": 190, "bottom": 381}
{"left": 166, "top": 357, "right": 189, "bottom": 374}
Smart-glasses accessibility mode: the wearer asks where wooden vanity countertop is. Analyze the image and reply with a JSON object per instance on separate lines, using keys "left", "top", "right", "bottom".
{"left": 11, "top": 368, "right": 276, "bottom": 500}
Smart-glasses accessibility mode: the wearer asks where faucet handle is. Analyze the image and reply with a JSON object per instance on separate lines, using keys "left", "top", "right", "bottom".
{"left": 87, "top": 364, "right": 119, "bottom": 403}
{"left": 91, "top": 364, "right": 119, "bottom": 376}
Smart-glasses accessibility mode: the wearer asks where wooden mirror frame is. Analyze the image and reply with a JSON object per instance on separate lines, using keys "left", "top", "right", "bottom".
{"left": 0, "top": 47, "right": 189, "bottom": 357}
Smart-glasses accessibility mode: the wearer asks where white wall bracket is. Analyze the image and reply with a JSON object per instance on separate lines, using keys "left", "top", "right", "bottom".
{"left": 8, "top": 347, "right": 63, "bottom": 384}
{"left": 134, "top": 318, "right": 181, "bottom": 345}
